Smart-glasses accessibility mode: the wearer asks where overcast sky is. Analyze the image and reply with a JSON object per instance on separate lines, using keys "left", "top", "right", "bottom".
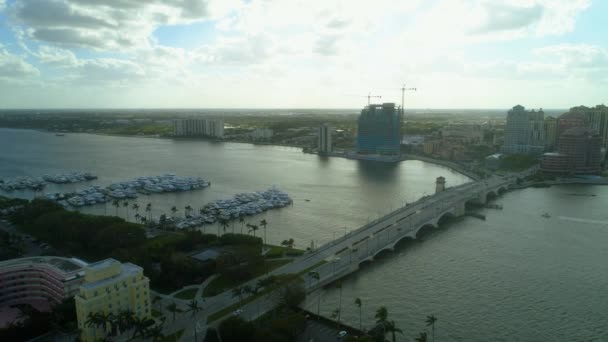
{"left": 0, "top": 0, "right": 606, "bottom": 109}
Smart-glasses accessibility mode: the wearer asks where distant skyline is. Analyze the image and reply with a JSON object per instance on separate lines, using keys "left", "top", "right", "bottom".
{"left": 0, "top": 0, "right": 607, "bottom": 109}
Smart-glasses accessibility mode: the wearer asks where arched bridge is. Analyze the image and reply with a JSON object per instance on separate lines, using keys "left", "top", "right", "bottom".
{"left": 272, "top": 175, "right": 518, "bottom": 290}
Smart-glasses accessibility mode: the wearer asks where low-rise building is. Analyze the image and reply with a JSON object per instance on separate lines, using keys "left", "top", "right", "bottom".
{"left": 0, "top": 257, "right": 87, "bottom": 311}
{"left": 76, "top": 259, "right": 151, "bottom": 342}
{"left": 251, "top": 128, "right": 274, "bottom": 141}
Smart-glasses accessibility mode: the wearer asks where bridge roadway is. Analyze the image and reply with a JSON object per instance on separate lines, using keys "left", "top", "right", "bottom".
{"left": 167, "top": 175, "right": 518, "bottom": 340}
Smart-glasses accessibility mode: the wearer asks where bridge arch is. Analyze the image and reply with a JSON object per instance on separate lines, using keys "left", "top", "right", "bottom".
{"left": 497, "top": 186, "right": 507, "bottom": 194}
{"left": 371, "top": 247, "right": 394, "bottom": 260}
{"left": 414, "top": 223, "right": 438, "bottom": 239}
{"left": 486, "top": 190, "right": 498, "bottom": 200}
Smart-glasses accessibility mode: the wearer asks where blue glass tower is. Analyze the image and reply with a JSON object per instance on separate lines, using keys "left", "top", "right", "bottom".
{"left": 357, "top": 103, "right": 401, "bottom": 155}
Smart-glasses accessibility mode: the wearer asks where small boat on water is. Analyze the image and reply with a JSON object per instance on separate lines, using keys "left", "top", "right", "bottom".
{"left": 542, "top": 212, "right": 551, "bottom": 218}
{"left": 55, "top": 133, "right": 65, "bottom": 137}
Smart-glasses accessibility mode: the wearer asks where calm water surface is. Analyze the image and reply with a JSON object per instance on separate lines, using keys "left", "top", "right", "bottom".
{"left": 0, "top": 128, "right": 468, "bottom": 246}
{"left": 2, "top": 128, "right": 607, "bottom": 341}
{"left": 305, "top": 185, "right": 608, "bottom": 341}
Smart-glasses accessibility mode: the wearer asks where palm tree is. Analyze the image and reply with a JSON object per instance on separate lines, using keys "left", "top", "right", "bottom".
{"left": 415, "top": 332, "right": 428, "bottom": 342}
{"left": 159, "top": 214, "right": 168, "bottom": 229}
{"left": 187, "top": 300, "right": 201, "bottom": 318}
{"left": 330, "top": 308, "right": 341, "bottom": 331}
{"left": 355, "top": 297, "right": 362, "bottom": 332}
{"left": 260, "top": 219, "right": 268, "bottom": 246}
{"left": 123, "top": 201, "right": 129, "bottom": 220}
{"left": 247, "top": 223, "right": 259, "bottom": 237}
{"left": 308, "top": 271, "right": 321, "bottom": 318}
{"left": 170, "top": 206, "right": 178, "bottom": 217}
{"left": 184, "top": 205, "right": 192, "bottom": 218}
{"left": 112, "top": 199, "right": 120, "bottom": 216}
{"left": 336, "top": 282, "right": 342, "bottom": 328}
{"left": 426, "top": 314, "right": 437, "bottom": 342}
{"left": 385, "top": 320, "right": 403, "bottom": 342}
{"left": 132, "top": 202, "right": 139, "bottom": 216}
{"left": 141, "top": 216, "right": 148, "bottom": 226}
{"left": 145, "top": 323, "right": 165, "bottom": 341}
{"left": 85, "top": 312, "right": 106, "bottom": 334}
{"left": 166, "top": 302, "right": 179, "bottom": 322}
{"left": 239, "top": 215, "right": 245, "bottom": 234}
{"left": 145, "top": 202, "right": 152, "bottom": 221}
{"left": 134, "top": 213, "right": 141, "bottom": 223}
{"left": 375, "top": 306, "right": 388, "bottom": 340}
{"left": 130, "top": 316, "right": 152, "bottom": 340}
{"left": 117, "top": 310, "right": 134, "bottom": 334}
{"left": 220, "top": 218, "right": 229, "bottom": 236}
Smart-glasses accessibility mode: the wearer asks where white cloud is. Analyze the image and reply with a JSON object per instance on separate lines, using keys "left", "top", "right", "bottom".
{"left": 0, "top": 45, "right": 39, "bottom": 79}
{"left": 0, "top": 0, "right": 6, "bottom": 11}
{"left": 9, "top": 0, "right": 231, "bottom": 50}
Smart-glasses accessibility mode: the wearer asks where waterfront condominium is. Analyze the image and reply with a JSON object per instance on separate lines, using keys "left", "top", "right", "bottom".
{"left": 318, "top": 123, "right": 332, "bottom": 154}
{"left": 501, "top": 105, "right": 545, "bottom": 155}
{"left": 544, "top": 116, "right": 558, "bottom": 151}
{"left": 541, "top": 127, "right": 602, "bottom": 174}
{"left": 357, "top": 103, "right": 401, "bottom": 155}
{"left": 75, "top": 259, "right": 151, "bottom": 342}
{"left": 569, "top": 105, "right": 608, "bottom": 148}
{"left": 173, "top": 118, "right": 225, "bottom": 138}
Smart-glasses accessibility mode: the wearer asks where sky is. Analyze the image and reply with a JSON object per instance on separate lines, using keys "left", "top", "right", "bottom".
{"left": 0, "top": 0, "right": 606, "bottom": 109}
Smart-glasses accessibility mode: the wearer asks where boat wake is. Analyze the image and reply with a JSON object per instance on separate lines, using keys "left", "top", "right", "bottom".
{"left": 557, "top": 216, "right": 608, "bottom": 225}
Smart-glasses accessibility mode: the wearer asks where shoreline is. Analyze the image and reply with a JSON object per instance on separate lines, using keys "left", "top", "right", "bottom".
{"left": 2, "top": 126, "right": 480, "bottom": 179}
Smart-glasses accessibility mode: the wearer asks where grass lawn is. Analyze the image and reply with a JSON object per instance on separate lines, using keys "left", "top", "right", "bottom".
{"left": 203, "top": 259, "right": 291, "bottom": 297}
{"left": 264, "top": 244, "right": 305, "bottom": 258}
{"left": 159, "top": 329, "right": 184, "bottom": 342}
{"left": 174, "top": 288, "right": 199, "bottom": 300}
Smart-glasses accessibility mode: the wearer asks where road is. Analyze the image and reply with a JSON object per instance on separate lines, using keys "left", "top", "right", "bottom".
{"left": 159, "top": 175, "right": 520, "bottom": 340}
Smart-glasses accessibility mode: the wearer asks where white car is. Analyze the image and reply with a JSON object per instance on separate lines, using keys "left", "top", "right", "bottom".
{"left": 337, "top": 331, "right": 347, "bottom": 338}
{"left": 232, "top": 309, "right": 243, "bottom": 316}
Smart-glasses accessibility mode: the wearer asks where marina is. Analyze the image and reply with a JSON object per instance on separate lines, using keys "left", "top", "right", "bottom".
{"left": 0, "top": 171, "right": 97, "bottom": 191}
{"left": 43, "top": 174, "right": 211, "bottom": 208}
{"left": 165, "top": 187, "right": 293, "bottom": 230}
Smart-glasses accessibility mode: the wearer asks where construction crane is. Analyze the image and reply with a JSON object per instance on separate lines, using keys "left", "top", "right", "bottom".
{"left": 364, "top": 92, "right": 382, "bottom": 105}
{"left": 400, "top": 84, "right": 417, "bottom": 115}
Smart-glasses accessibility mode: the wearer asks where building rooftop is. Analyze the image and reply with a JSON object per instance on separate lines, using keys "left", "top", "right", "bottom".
{"left": 0, "top": 256, "right": 87, "bottom": 274}
{"left": 81, "top": 262, "right": 142, "bottom": 290}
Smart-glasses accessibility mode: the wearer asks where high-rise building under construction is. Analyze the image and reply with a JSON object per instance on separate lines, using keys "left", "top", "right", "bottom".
{"left": 356, "top": 103, "right": 401, "bottom": 155}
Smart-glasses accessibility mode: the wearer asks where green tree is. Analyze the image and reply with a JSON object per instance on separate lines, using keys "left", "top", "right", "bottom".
{"left": 247, "top": 223, "right": 259, "bottom": 237}
{"left": 112, "top": 199, "right": 120, "bottom": 216}
{"left": 166, "top": 303, "right": 179, "bottom": 322}
{"left": 123, "top": 201, "right": 129, "bottom": 220}
{"left": 426, "top": 315, "right": 437, "bottom": 342}
{"left": 415, "top": 332, "right": 428, "bottom": 342}
{"left": 385, "top": 320, "right": 402, "bottom": 342}
{"left": 218, "top": 316, "right": 255, "bottom": 342}
{"left": 308, "top": 271, "right": 321, "bottom": 318}
{"left": 260, "top": 219, "right": 268, "bottom": 246}
{"left": 355, "top": 297, "right": 362, "bottom": 332}
{"left": 187, "top": 300, "right": 201, "bottom": 318}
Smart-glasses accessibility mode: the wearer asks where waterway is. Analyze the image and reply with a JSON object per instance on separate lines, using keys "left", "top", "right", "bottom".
{"left": 304, "top": 184, "right": 608, "bottom": 341}
{"left": 0, "top": 128, "right": 469, "bottom": 247}
{"left": 2, "top": 128, "right": 607, "bottom": 341}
